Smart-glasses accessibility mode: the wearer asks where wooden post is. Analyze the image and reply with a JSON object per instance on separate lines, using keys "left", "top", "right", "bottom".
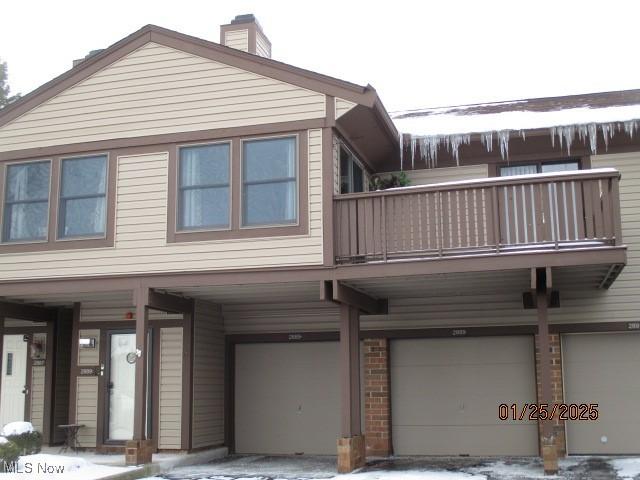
{"left": 133, "top": 285, "right": 149, "bottom": 440}
{"left": 340, "top": 304, "right": 361, "bottom": 437}
{"left": 337, "top": 304, "right": 365, "bottom": 473}
{"left": 534, "top": 267, "right": 558, "bottom": 475}
{"left": 0, "top": 317, "right": 4, "bottom": 403}
{"left": 68, "top": 303, "right": 81, "bottom": 425}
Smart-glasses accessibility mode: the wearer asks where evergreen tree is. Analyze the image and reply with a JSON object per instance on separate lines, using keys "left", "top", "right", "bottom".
{"left": 0, "top": 59, "right": 20, "bottom": 108}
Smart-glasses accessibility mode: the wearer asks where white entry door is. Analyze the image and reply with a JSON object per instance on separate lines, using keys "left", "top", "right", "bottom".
{"left": 0, "top": 335, "right": 28, "bottom": 428}
{"left": 107, "top": 333, "right": 136, "bottom": 441}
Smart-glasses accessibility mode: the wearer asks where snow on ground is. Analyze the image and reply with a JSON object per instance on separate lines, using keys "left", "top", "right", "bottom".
{"left": 342, "top": 471, "right": 486, "bottom": 480}
{"left": 609, "top": 458, "right": 640, "bottom": 480}
{"left": 0, "top": 454, "right": 131, "bottom": 479}
{"left": 1, "top": 421, "right": 34, "bottom": 436}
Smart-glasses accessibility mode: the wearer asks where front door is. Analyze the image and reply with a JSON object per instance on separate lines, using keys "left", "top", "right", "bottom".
{"left": 106, "top": 333, "right": 136, "bottom": 441}
{"left": 0, "top": 335, "right": 28, "bottom": 428}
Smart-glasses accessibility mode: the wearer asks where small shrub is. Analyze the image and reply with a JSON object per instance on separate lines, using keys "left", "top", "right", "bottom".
{"left": 0, "top": 438, "right": 20, "bottom": 471}
{"left": 5, "top": 431, "right": 42, "bottom": 455}
{"left": 370, "top": 171, "right": 410, "bottom": 190}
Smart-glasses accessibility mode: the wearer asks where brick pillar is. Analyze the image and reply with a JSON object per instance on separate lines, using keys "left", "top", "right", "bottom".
{"left": 363, "top": 338, "right": 392, "bottom": 457}
{"left": 534, "top": 333, "right": 566, "bottom": 457}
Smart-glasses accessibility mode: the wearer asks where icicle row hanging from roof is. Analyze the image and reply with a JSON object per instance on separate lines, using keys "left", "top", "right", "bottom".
{"left": 404, "top": 119, "right": 640, "bottom": 168}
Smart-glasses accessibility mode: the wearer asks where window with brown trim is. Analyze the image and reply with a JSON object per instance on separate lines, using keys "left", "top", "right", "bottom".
{"left": 499, "top": 160, "right": 580, "bottom": 177}
{"left": 0, "top": 153, "right": 116, "bottom": 253}
{"left": 242, "top": 136, "right": 297, "bottom": 227}
{"left": 59, "top": 155, "right": 108, "bottom": 239}
{"left": 167, "top": 131, "right": 308, "bottom": 243}
{"left": 2, "top": 160, "right": 51, "bottom": 243}
{"left": 177, "top": 143, "right": 231, "bottom": 232}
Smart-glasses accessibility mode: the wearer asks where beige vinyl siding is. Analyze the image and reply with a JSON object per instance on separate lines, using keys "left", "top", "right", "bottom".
{"left": 545, "top": 152, "right": 640, "bottom": 325}
{"left": 335, "top": 98, "right": 357, "bottom": 119}
{"left": 29, "top": 365, "right": 46, "bottom": 433}
{"left": 382, "top": 164, "right": 489, "bottom": 187}
{"left": 75, "top": 376, "right": 98, "bottom": 448}
{"left": 158, "top": 327, "right": 183, "bottom": 449}
{"left": 224, "top": 29, "right": 249, "bottom": 52}
{"left": 0, "top": 42, "right": 325, "bottom": 153}
{"left": 224, "top": 301, "right": 340, "bottom": 334}
{"left": 192, "top": 300, "right": 225, "bottom": 448}
{"left": 77, "top": 329, "right": 100, "bottom": 365}
{"left": 0, "top": 129, "right": 323, "bottom": 279}
{"left": 255, "top": 31, "right": 271, "bottom": 58}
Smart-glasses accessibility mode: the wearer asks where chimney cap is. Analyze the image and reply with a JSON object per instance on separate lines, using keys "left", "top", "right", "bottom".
{"left": 230, "top": 14, "right": 259, "bottom": 26}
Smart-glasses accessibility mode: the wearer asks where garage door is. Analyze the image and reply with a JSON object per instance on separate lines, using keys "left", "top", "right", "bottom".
{"left": 235, "top": 342, "right": 340, "bottom": 454}
{"left": 563, "top": 333, "right": 640, "bottom": 454}
{"left": 391, "top": 336, "right": 538, "bottom": 456}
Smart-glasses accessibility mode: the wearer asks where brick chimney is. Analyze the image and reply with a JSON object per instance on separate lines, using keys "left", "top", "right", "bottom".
{"left": 220, "top": 14, "right": 272, "bottom": 58}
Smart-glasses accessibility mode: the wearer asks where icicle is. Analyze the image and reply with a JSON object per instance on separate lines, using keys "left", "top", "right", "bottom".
{"left": 497, "top": 130, "right": 510, "bottom": 159}
{"left": 410, "top": 137, "right": 416, "bottom": 169}
{"left": 588, "top": 123, "right": 598, "bottom": 154}
{"left": 398, "top": 133, "right": 404, "bottom": 170}
{"left": 446, "top": 134, "right": 471, "bottom": 165}
{"left": 600, "top": 123, "right": 615, "bottom": 150}
{"left": 520, "top": 130, "right": 526, "bottom": 141}
{"left": 624, "top": 120, "right": 639, "bottom": 139}
{"left": 480, "top": 132, "right": 493, "bottom": 153}
{"left": 549, "top": 127, "right": 556, "bottom": 148}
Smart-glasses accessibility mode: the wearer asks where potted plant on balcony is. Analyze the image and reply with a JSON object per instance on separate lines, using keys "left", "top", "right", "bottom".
{"left": 369, "top": 171, "right": 410, "bottom": 191}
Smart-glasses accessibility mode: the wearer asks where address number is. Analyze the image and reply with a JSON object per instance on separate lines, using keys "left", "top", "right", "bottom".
{"left": 288, "top": 334, "right": 303, "bottom": 341}
{"left": 452, "top": 329, "right": 467, "bottom": 336}
{"left": 628, "top": 322, "right": 640, "bottom": 330}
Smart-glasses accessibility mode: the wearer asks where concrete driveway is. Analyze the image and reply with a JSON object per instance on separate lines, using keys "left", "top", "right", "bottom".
{"left": 147, "top": 454, "right": 640, "bottom": 480}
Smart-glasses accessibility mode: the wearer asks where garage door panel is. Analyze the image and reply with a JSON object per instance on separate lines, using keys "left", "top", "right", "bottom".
{"left": 563, "top": 333, "right": 640, "bottom": 454}
{"left": 393, "top": 424, "right": 539, "bottom": 456}
{"left": 392, "top": 336, "right": 537, "bottom": 456}
{"left": 235, "top": 342, "right": 340, "bottom": 455}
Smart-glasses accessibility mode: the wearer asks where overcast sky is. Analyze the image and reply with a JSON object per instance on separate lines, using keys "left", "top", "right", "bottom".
{"left": 1, "top": 0, "right": 639, "bottom": 112}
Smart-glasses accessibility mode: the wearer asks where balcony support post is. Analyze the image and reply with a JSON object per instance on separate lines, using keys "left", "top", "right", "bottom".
{"left": 533, "top": 267, "right": 558, "bottom": 475}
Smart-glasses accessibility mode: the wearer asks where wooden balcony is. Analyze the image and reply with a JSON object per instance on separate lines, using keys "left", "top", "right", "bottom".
{"left": 334, "top": 168, "right": 623, "bottom": 265}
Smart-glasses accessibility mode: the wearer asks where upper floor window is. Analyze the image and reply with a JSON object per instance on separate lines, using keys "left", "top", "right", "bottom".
{"left": 242, "top": 136, "right": 297, "bottom": 227}
{"left": 499, "top": 160, "right": 580, "bottom": 177}
{"left": 2, "top": 161, "right": 51, "bottom": 242}
{"left": 340, "top": 144, "right": 364, "bottom": 194}
{"left": 59, "top": 155, "right": 107, "bottom": 238}
{"left": 178, "top": 143, "right": 231, "bottom": 231}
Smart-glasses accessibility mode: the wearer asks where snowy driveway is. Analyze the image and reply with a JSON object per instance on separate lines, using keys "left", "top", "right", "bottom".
{"left": 144, "top": 454, "right": 640, "bottom": 480}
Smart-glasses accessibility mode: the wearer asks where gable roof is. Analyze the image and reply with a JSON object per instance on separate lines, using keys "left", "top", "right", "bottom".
{"left": 0, "top": 24, "right": 397, "bottom": 143}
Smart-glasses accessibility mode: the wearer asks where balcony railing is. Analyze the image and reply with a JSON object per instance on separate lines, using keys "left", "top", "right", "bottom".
{"left": 334, "top": 168, "right": 622, "bottom": 264}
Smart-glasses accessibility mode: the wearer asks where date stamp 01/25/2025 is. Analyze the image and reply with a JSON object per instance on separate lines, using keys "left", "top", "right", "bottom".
{"left": 499, "top": 403, "right": 599, "bottom": 421}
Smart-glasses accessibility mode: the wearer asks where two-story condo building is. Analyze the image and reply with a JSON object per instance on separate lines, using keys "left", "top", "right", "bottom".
{"left": 0, "top": 15, "right": 638, "bottom": 475}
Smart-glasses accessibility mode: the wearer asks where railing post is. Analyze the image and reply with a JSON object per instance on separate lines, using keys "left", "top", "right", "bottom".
{"left": 491, "top": 186, "right": 500, "bottom": 253}
{"left": 381, "top": 196, "right": 388, "bottom": 262}
{"left": 611, "top": 177, "right": 623, "bottom": 245}
{"left": 437, "top": 191, "right": 444, "bottom": 257}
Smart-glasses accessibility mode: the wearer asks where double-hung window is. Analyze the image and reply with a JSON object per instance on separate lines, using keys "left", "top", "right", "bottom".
{"left": 242, "top": 136, "right": 297, "bottom": 227}
{"left": 178, "top": 143, "right": 231, "bottom": 231}
{"left": 499, "top": 160, "right": 580, "bottom": 177}
{"left": 2, "top": 161, "right": 51, "bottom": 242}
{"left": 59, "top": 155, "right": 108, "bottom": 238}
{"left": 340, "top": 144, "right": 364, "bottom": 194}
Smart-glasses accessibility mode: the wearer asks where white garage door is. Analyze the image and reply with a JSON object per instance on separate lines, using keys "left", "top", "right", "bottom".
{"left": 235, "top": 341, "right": 340, "bottom": 454}
{"left": 391, "top": 336, "right": 538, "bottom": 456}
{"left": 563, "top": 333, "right": 640, "bottom": 454}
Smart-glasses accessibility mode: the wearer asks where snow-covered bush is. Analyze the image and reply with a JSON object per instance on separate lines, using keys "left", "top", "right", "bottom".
{"left": 0, "top": 436, "right": 20, "bottom": 472}
{"left": 0, "top": 422, "right": 42, "bottom": 455}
